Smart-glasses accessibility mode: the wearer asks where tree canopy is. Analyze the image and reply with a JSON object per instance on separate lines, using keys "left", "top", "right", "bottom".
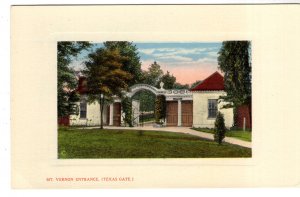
{"left": 173, "top": 82, "right": 190, "bottom": 89}
{"left": 217, "top": 41, "right": 252, "bottom": 107}
{"left": 57, "top": 41, "right": 91, "bottom": 118}
{"left": 157, "top": 71, "right": 176, "bottom": 89}
{"left": 142, "top": 61, "right": 164, "bottom": 86}
{"left": 83, "top": 47, "right": 132, "bottom": 128}
{"left": 218, "top": 41, "right": 252, "bottom": 127}
{"left": 133, "top": 61, "right": 190, "bottom": 113}
{"left": 84, "top": 48, "right": 132, "bottom": 98}
{"left": 103, "top": 41, "right": 143, "bottom": 86}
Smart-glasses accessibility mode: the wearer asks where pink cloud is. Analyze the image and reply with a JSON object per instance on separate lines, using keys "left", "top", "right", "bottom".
{"left": 141, "top": 60, "right": 221, "bottom": 85}
{"left": 167, "top": 66, "right": 218, "bottom": 85}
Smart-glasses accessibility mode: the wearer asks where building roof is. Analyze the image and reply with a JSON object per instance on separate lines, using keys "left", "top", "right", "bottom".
{"left": 76, "top": 77, "right": 88, "bottom": 94}
{"left": 190, "top": 71, "right": 224, "bottom": 91}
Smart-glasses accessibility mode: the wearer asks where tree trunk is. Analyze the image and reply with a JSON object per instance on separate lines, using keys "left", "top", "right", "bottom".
{"left": 100, "top": 96, "right": 104, "bottom": 129}
{"left": 248, "top": 102, "right": 252, "bottom": 130}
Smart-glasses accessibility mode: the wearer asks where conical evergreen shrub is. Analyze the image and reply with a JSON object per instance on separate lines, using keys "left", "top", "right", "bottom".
{"left": 214, "top": 112, "right": 226, "bottom": 145}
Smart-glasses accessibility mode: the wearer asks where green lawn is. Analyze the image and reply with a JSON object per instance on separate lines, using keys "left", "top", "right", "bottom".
{"left": 192, "top": 128, "right": 252, "bottom": 142}
{"left": 58, "top": 127, "right": 251, "bottom": 158}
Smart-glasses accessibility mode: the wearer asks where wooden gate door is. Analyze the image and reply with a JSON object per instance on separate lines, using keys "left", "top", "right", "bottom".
{"left": 166, "top": 101, "right": 178, "bottom": 126}
{"left": 113, "top": 102, "right": 121, "bottom": 126}
{"left": 181, "top": 101, "right": 193, "bottom": 127}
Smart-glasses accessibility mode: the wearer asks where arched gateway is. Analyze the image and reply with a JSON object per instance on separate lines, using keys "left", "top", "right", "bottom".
{"left": 108, "top": 83, "right": 193, "bottom": 127}
{"left": 126, "top": 84, "right": 160, "bottom": 97}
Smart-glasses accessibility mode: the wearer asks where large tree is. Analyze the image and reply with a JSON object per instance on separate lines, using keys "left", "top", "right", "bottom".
{"left": 142, "top": 61, "right": 164, "bottom": 86}
{"left": 156, "top": 71, "right": 176, "bottom": 89}
{"left": 83, "top": 48, "right": 132, "bottom": 129}
{"left": 103, "top": 41, "right": 143, "bottom": 86}
{"left": 217, "top": 41, "right": 252, "bottom": 126}
{"left": 57, "top": 41, "right": 91, "bottom": 118}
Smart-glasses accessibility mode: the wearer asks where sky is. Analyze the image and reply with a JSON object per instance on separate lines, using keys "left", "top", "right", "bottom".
{"left": 70, "top": 42, "right": 222, "bottom": 85}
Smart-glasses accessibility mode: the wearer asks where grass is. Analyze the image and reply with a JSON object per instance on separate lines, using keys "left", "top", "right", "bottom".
{"left": 192, "top": 128, "right": 252, "bottom": 142}
{"left": 58, "top": 127, "right": 251, "bottom": 158}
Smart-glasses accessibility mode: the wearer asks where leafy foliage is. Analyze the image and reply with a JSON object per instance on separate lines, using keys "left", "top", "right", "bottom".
{"left": 132, "top": 90, "right": 156, "bottom": 112}
{"left": 217, "top": 41, "right": 252, "bottom": 127}
{"left": 84, "top": 48, "right": 132, "bottom": 97}
{"left": 83, "top": 48, "right": 132, "bottom": 128}
{"left": 121, "top": 97, "right": 133, "bottom": 127}
{"left": 214, "top": 112, "right": 227, "bottom": 145}
{"left": 155, "top": 95, "right": 166, "bottom": 124}
{"left": 57, "top": 41, "right": 91, "bottom": 118}
{"left": 104, "top": 41, "right": 143, "bottom": 86}
{"left": 217, "top": 41, "right": 251, "bottom": 107}
{"left": 133, "top": 61, "right": 163, "bottom": 113}
{"left": 142, "top": 61, "right": 164, "bottom": 86}
{"left": 173, "top": 83, "right": 190, "bottom": 89}
{"left": 157, "top": 71, "right": 176, "bottom": 89}
{"left": 142, "top": 61, "right": 189, "bottom": 89}
{"left": 134, "top": 61, "right": 188, "bottom": 113}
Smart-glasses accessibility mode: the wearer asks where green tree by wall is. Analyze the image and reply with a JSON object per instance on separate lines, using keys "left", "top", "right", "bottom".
{"left": 83, "top": 48, "right": 132, "bottom": 129}
{"left": 57, "top": 41, "right": 91, "bottom": 118}
{"left": 218, "top": 41, "right": 252, "bottom": 127}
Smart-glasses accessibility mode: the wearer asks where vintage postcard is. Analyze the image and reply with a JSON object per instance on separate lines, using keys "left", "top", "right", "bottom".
{"left": 11, "top": 5, "right": 300, "bottom": 188}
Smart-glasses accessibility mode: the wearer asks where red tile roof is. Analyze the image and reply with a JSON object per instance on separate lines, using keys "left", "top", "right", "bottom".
{"left": 190, "top": 71, "right": 224, "bottom": 91}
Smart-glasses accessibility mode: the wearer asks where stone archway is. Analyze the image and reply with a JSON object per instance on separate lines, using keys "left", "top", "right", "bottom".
{"left": 126, "top": 84, "right": 160, "bottom": 98}
{"left": 109, "top": 83, "right": 193, "bottom": 127}
{"left": 127, "top": 84, "right": 161, "bottom": 126}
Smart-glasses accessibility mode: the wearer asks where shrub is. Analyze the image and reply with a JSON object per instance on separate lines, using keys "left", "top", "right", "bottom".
{"left": 154, "top": 95, "right": 166, "bottom": 124}
{"left": 214, "top": 112, "right": 226, "bottom": 145}
{"left": 121, "top": 97, "right": 133, "bottom": 127}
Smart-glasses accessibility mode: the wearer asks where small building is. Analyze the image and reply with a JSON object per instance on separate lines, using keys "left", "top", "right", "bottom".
{"left": 190, "top": 71, "right": 233, "bottom": 128}
{"left": 63, "top": 71, "right": 248, "bottom": 129}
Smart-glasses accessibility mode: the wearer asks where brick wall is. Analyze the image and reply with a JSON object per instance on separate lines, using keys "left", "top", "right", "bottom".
{"left": 58, "top": 116, "right": 70, "bottom": 126}
{"left": 236, "top": 105, "right": 251, "bottom": 129}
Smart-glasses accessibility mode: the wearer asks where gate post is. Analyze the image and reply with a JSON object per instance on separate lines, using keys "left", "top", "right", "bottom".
{"left": 109, "top": 103, "right": 114, "bottom": 126}
{"left": 132, "top": 100, "right": 140, "bottom": 126}
{"left": 177, "top": 99, "right": 182, "bottom": 126}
